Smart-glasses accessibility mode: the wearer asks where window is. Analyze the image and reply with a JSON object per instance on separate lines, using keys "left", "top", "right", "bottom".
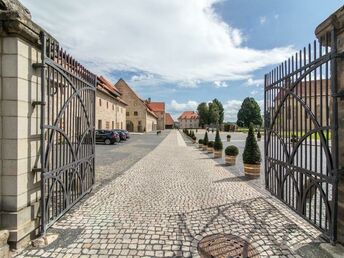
{"left": 121, "top": 122, "right": 123, "bottom": 129}
{"left": 98, "top": 120, "right": 102, "bottom": 129}
{"left": 106, "top": 121, "right": 110, "bottom": 129}
{"left": 112, "top": 121, "right": 115, "bottom": 129}
{"left": 126, "top": 112, "right": 129, "bottom": 116}
{"left": 99, "top": 99, "right": 102, "bottom": 106}
{"left": 134, "top": 111, "right": 138, "bottom": 116}
{"left": 138, "top": 121, "right": 142, "bottom": 125}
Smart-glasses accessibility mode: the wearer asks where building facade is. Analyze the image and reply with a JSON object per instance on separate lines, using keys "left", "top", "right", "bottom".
{"left": 165, "top": 113, "right": 175, "bottom": 129}
{"left": 146, "top": 101, "right": 165, "bottom": 130}
{"left": 178, "top": 111, "right": 200, "bottom": 129}
{"left": 115, "top": 79, "right": 158, "bottom": 132}
{"left": 96, "top": 76, "right": 127, "bottom": 130}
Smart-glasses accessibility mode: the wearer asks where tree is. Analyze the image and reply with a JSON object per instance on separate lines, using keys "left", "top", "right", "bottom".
{"left": 212, "top": 99, "right": 224, "bottom": 125}
{"left": 208, "top": 102, "right": 220, "bottom": 126}
{"left": 242, "top": 124, "right": 261, "bottom": 164}
{"left": 203, "top": 131, "right": 209, "bottom": 145}
{"left": 237, "top": 97, "right": 262, "bottom": 127}
{"left": 214, "top": 129, "right": 223, "bottom": 151}
{"left": 197, "top": 102, "right": 209, "bottom": 127}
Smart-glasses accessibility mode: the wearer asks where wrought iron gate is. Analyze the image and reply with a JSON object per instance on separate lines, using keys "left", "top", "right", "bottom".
{"left": 36, "top": 33, "right": 96, "bottom": 234}
{"left": 264, "top": 29, "right": 341, "bottom": 242}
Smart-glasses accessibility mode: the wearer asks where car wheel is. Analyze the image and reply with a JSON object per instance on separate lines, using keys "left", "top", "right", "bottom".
{"left": 104, "top": 139, "right": 111, "bottom": 145}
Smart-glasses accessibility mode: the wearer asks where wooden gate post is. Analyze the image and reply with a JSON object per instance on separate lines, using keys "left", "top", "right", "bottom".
{"left": 316, "top": 5, "right": 344, "bottom": 244}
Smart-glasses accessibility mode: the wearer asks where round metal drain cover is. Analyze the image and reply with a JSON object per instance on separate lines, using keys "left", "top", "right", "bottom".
{"left": 198, "top": 234, "right": 259, "bottom": 258}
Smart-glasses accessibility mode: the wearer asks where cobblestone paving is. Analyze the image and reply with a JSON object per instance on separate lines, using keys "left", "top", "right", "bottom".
{"left": 18, "top": 130, "right": 324, "bottom": 258}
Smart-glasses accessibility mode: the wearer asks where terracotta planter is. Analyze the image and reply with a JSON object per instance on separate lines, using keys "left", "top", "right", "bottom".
{"left": 225, "top": 155, "right": 236, "bottom": 166}
{"left": 207, "top": 147, "right": 214, "bottom": 153}
{"left": 244, "top": 163, "right": 261, "bottom": 177}
{"left": 203, "top": 145, "right": 208, "bottom": 151}
{"left": 214, "top": 150, "right": 223, "bottom": 158}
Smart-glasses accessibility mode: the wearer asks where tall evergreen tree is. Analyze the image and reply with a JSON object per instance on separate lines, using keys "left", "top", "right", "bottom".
{"left": 214, "top": 129, "right": 223, "bottom": 151}
{"left": 243, "top": 124, "right": 261, "bottom": 164}
{"left": 203, "top": 131, "right": 209, "bottom": 145}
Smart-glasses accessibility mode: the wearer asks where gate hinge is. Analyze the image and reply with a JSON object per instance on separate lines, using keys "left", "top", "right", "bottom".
{"left": 32, "top": 101, "right": 46, "bottom": 108}
{"left": 32, "top": 63, "right": 46, "bottom": 69}
{"left": 333, "top": 90, "right": 344, "bottom": 100}
{"left": 32, "top": 168, "right": 42, "bottom": 173}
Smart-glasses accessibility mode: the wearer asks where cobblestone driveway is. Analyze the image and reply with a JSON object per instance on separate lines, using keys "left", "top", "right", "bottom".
{"left": 19, "top": 130, "right": 324, "bottom": 258}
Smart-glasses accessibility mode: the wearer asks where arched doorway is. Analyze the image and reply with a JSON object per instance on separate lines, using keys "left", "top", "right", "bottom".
{"left": 126, "top": 120, "right": 134, "bottom": 132}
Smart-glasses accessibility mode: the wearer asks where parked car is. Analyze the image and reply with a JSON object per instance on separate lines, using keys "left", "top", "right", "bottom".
{"left": 119, "top": 129, "right": 130, "bottom": 139}
{"left": 96, "top": 130, "right": 120, "bottom": 145}
{"left": 113, "top": 130, "right": 127, "bottom": 141}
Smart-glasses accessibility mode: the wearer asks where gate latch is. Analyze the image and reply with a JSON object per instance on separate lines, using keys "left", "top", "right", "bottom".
{"left": 32, "top": 101, "right": 46, "bottom": 108}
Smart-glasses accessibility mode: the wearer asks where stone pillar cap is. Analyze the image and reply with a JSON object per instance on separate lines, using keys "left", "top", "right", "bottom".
{"left": 315, "top": 5, "right": 344, "bottom": 40}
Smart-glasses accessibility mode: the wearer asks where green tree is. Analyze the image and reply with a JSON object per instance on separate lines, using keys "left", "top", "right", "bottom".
{"left": 203, "top": 131, "right": 209, "bottom": 145}
{"left": 208, "top": 102, "right": 220, "bottom": 126}
{"left": 214, "top": 129, "right": 223, "bottom": 151}
{"left": 237, "top": 97, "right": 262, "bottom": 127}
{"left": 212, "top": 99, "right": 224, "bottom": 125}
{"left": 197, "top": 102, "right": 209, "bottom": 127}
{"left": 242, "top": 125, "right": 261, "bottom": 164}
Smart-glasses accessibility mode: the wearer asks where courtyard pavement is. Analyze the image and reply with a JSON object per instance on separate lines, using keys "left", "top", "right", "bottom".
{"left": 17, "top": 130, "right": 328, "bottom": 258}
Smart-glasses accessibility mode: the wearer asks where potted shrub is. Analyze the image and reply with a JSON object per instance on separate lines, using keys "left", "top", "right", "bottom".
{"left": 243, "top": 125, "right": 261, "bottom": 177}
{"left": 257, "top": 129, "right": 261, "bottom": 141}
{"left": 226, "top": 134, "right": 231, "bottom": 142}
{"left": 203, "top": 132, "right": 209, "bottom": 151}
{"left": 225, "top": 145, "right": 239, "bottom": 166}
{"left": 207, "top": 141, "right": 214, "bottom": 153}
{"left": 213, "top": 129, "right": 223, "bottom": 158}
{"left": 198, "top": 139, "right": 204, "bottom": 148}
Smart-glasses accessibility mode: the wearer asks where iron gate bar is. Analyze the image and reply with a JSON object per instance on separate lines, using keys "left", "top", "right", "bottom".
{"left": 36, "top": 32, "right": 96, "bottom": 235}
{"left": 264, "top": 28, "right": 340, "bottom": 243}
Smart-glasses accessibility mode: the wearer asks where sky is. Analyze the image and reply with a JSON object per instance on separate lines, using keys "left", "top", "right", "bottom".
{"left": 21, "top": 0, "right": 343, "bottom": 121}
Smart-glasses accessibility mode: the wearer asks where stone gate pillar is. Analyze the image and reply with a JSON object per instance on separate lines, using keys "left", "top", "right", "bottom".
{"left": 316, "top": 5, "right": 344, "bottom": 244}
{"left": 0, "top": 0, "right": 52, "bottom": 249}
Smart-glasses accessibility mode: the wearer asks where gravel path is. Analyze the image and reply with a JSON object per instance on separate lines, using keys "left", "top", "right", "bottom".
{"left": 18, "top": 130, "right": 325, "bottom": 258}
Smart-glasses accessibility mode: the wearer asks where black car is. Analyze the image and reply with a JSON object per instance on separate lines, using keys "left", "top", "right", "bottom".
{"left": 96, "top": 130, "right": 120, "bottom": 145}
{"left": 119, "top": 129, "right": 130, "bottom": 139}
{"left": 112, "top": 130, "right": 127, "bottom": 141}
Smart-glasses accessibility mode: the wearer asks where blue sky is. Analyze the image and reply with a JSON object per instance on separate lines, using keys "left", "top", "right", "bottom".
{"left": 22, "top": 0, "right": 343, "bottom": 121}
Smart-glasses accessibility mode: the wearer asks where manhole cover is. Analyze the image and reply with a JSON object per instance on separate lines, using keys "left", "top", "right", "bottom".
{"left": 198, "top": 234, "right": 259, "bottom": 258}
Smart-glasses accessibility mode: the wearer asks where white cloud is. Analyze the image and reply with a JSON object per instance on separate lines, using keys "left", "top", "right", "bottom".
{"left": 177, "top": 80, "right": 201, "bottom": 88}
{"left": 213, "top": 81, "right": 228, "bottom": 88}
{"left": 250, "top": 90, "right": 258, "bottom": 96}
{"left": 169, "top": 100, "right": 198, "bottom": 112}
{"left": 22, "top": 0, "right": 294, "bottom": 84}
{"left": 260, "top": 16, "right": 267, "bottom": 25}
{"left": 246, "top": 78, "right": 264, "bottom": 87}
{"left": 131, "top": 73, "right": 154, "bottom": 82}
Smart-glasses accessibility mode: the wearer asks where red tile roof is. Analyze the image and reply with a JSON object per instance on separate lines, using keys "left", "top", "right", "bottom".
{"left": 115, "top": 79, "right": 158, "bottom": 118}
{"left": 97, "top": 76, "right": 128, "bottom": 106}
{"left": 178, "top": 111, "right": 199, "bottom": 120}
{"left": 165, "top": 113, "right": 174, "bottom": 125}
{"left": 147, "top": 102, "right": 165, "bottom": 112}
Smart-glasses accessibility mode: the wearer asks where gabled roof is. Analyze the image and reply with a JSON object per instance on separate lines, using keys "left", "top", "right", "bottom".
{"left": 97, "top": 76, "right": 128, "bottom": 106}
{"left": 178, "top": 111, "right": 199, "bottom": 120}
{"left": 165, "top": 113, "right": 174, "bottom": 125}
{"left": 147, "top": 102, "right": 165, "bottom": 112}
{"left": 115, "top": 78, "right": 158, "bottom": 118}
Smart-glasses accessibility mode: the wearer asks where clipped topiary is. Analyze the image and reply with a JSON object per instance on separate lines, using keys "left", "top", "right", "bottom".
{"left": 198, "top": 139, "right": 204, "bottom": 144}
{"left": 207, "top": 141, "right": 214, "bottom": 148}
{"left": 243, "top": 125, "right": 261, "bottom": 164}
{"left": 214, "top": 129, "right": 223, "bottom": 151}
{"left": 225, "top": 145, "right": 239, "bottom": 156}
{"left": 203, "top": 132, "right": 209, "bottom": 145}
